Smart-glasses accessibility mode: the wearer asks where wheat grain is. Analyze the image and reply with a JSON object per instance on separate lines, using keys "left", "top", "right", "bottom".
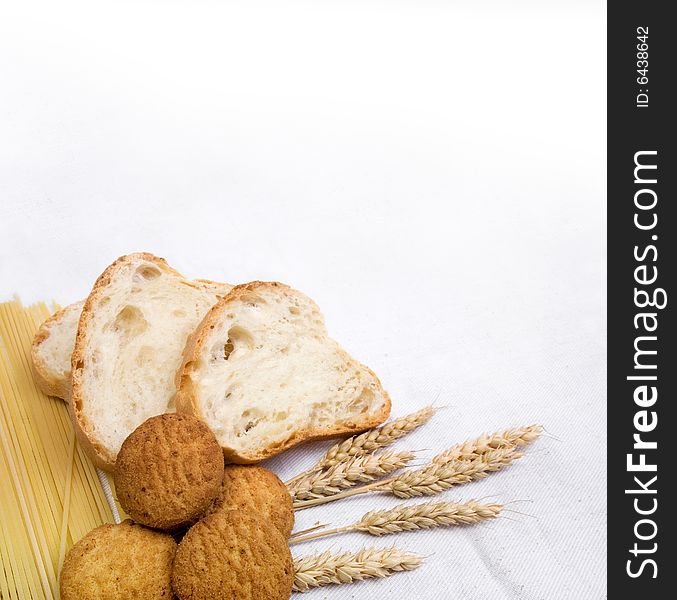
{"left": 290, "top": 500, "right": 502, "bottom": 543}
{"left": 356, "top": 500, "right": 502, "bottom": 535}
{"left": 388, "top": 447, "right": 520, "bottom": 498}
{"left": 293, "top": 446, "right": 522, "bottom": 509}
{"left": 289, "top": 450, "right": 416, "bottom": 501}
{"left": 285, "top": 406, "right": 434, "bottom": 486}
{"left": 323, "top": 405, "right": 435, "bottom": 466}
{"left": 432, "top": 424, "right": 542, "bottom": 465}
{"left": 292, "top": 546, "right": 424, "bottom": 592}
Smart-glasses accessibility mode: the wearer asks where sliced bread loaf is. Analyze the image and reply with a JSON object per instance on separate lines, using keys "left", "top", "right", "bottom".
{"left": 31, "top": 300, "right": 84, "bottom": 399}
{"left": 70, "top": 253, "right": 232, "bottom": 470}
{"left": 175, "top": 281, "right": 391, "bottom": 462}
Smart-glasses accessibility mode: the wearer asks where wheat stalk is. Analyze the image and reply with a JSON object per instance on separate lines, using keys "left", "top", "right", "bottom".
{"left": 285, "top": 406, "right": 434, "bottom": 486}
{"left": 293, "top": 446, "right": 521, "bottom": 509}
{"left": 289, "top": 450, "right": 416, "bottom": 502}
{"left": 292, "top": 546, "right": 424, "bottom": 592}
{"left": 431, "top": 424, "right": 542, "bottom": 465}
{"left": 290, "top": 500, "right": 502, "bottom": 543}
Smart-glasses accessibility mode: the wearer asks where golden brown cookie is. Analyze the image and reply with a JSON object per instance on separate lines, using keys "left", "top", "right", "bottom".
{"left": 114, "top": 413, "right": 224, "bottom": 530}
{"left": 60, "top": 520, "right": 176, "bottom": 600}
{"left": 206, "top": 465, "right": 294, "bottom": 537}
{"left": 172, "top": 511, "right": 293, "bottom": 600}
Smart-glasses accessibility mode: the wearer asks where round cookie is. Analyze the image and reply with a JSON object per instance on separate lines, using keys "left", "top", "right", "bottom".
{"left": 172, "top": 511, "right": 293, "bottom": 600}
{"left": 114, "top": 413, "right": 225, "bottom": 530}
{"left": 60, "top": 520, "right": 176, "bottom": 600}
{"left": 206, "top": 465, "right": 294, "bottom": 537}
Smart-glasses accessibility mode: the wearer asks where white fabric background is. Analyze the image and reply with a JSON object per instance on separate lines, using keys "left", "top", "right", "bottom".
{"left": 0, "top": 1, "right": 605, "bottom": 598}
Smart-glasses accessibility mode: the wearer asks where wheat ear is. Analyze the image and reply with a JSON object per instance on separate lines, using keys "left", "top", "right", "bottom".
{"left": 432, "top": 424, "right": 542, "bottom": 465}
{"left": 388, "top": 447, "right": 521, "bottom": 498}
{"left": 285, "top": 406, "right": 434, "bottom": 486}
{"left": 293, "top": 446, "right": 521, "bottom": 509}
{"left": 293, "top": 546, "right": 424, "bottom": 592}
{"left": 289, "top": 450, "right": 416, "bottom": 502}
{"left": 290, "top": 500, "right": 502, "bottom": 543}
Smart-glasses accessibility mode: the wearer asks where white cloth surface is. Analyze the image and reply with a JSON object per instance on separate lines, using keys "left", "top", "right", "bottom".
{"left": 0, "top": 1, "right": 605, "bottom": 598}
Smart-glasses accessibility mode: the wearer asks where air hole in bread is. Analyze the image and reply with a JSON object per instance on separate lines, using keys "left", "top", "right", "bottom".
{"left": 239, "top": 292, "right": 265, "bottom": 307}
{"left": 223, "top": 384, "right": 239, "bottom": 402}
{"left": 274, "top": 411, "right": 288, "bottom": 421}
{"left": 307, "top": 401, "right": 333, "bottom": 427}
{"left": 112, "top": 306, "right": 148, "bottom": 340}
{"left": 348, "top": 387, "right": 373, "bottom": 414}
{"left": 136, "top": 346, "right": 154, "bottom": 367}
{"left": 173, "top": 309, "right": 187, "bottom": 318}
{"left": 134, "top": 265, "right": 162, "bottom": 281}
{"left": 236, "top": 408, "right": 264, "bottom": 437}
{"left": 288, "top": 306, "right": 300, "bottom": 315}
{"left": 225, "top": 326, "right": 254, "bottom": 359}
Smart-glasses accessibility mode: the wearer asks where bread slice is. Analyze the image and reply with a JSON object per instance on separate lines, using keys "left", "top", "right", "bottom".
{"left": 175, "top": 281, "right": 391, "bottom": 463}
{"left": 70, "top": 253, "right": 232, "bottom": 470}
{"left": 31, "top": 282, "right": 229, "bottom": 402}
{"left": 31, "top": 300, "right": 84, "bottom": 400}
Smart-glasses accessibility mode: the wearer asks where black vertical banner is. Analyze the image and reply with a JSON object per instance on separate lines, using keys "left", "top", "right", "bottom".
{"left": 608, "top": 2, "right": 675, "bottom": 597}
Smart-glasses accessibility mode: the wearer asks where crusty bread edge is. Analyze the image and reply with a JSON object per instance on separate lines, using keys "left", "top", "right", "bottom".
{"left": 174, "top": 281, "right": 392, "bottom": 463}
{"left": 70, "top": 252, "right": 182, "bottom": 471}
{"left": 31, "top": 303, "right": 80, "bottom": 400}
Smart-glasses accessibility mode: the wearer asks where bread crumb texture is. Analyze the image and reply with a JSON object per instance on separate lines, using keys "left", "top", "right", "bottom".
{"left": 30, "top": 300, "right": 83, "bottom": 399}
{"left": 71, "top": 252, "right": 231, "bottom": 468}
{"left": 177, "top": 281, "right": 391, "bottom": 462}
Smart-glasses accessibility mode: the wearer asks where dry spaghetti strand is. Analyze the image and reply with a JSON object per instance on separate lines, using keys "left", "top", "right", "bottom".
{"left": 0, "top": 299, "right": 124, "bottom": 599}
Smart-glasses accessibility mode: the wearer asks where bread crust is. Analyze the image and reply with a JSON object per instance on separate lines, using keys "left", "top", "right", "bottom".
{"left": 70, "top": 253, "right": 180, "bottom": 471}
{"left": 175, "top": 281, "right": 392, "bottom": 463}
{"left": 31, "top": 303, "right": 81, "bottom": 400}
